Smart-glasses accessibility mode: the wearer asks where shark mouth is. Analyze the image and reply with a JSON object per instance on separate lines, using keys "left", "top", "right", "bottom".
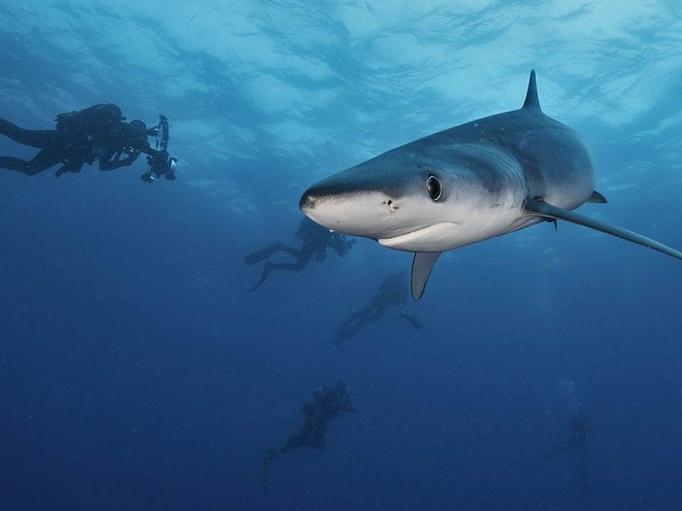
{"left": 377, "top": 222, "right": 460, "bottom": 251}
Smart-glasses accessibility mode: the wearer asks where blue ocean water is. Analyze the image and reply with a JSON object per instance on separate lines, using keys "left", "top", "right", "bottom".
{"left": 1, "top": 2, "right": 682, "bottom": 509}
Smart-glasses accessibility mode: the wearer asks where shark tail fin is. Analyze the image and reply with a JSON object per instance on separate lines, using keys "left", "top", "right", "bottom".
{"left": 526, "top": 199, "right": 682, "bottom": 261}
{"left": 522, "top": 69, "right": 541, "bottom": 111}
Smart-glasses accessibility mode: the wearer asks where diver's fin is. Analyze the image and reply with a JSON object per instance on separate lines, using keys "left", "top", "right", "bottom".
{"left": 244, "top": 244, "right": 279, "bottom": 265}
{"left": 526, "top": 200, "right": 682, "bottom": 261}
{"left": 522, "top": 69, "right": 541, "bottom": 111}
{"left": 411, "top": 252, "right": 441, "bottom": 300}
{"left": 587, "top": 191, "right": 608, "bottom": 204}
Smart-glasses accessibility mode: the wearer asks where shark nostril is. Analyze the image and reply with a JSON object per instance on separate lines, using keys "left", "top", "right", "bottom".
{"left": 383, "top": 199, "right": 399, "bottom": 211}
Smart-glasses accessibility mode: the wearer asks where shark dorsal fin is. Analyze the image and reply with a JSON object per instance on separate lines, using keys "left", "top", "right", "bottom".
{"left": 522, "top": 69, "right": 541, "bottom": 111}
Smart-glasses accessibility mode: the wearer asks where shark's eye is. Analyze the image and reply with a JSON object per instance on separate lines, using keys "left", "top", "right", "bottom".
{"left": 426, "top": 175, "right": 442, "bottom": 201}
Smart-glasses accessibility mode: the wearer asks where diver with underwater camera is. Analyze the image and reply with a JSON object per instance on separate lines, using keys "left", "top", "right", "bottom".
{"left": 141, "top": 114, "right": 178, "bottom": 182}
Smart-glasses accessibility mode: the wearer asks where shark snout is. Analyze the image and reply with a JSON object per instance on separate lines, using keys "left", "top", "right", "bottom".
{"left": 299, "top": 182, "right": 405, "bottom": 238}
{"left": 299, "top": 188, "right": 318, "bottom": 211}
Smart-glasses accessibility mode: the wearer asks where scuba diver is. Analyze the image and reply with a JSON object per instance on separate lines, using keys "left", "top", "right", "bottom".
{"left": 0, "top": 105, "right": 177, "bottom": 179}
{"left": 245, "top": 217, "right": 356, "bottom": 291}
{"left": 333, "top": 271, "right": 421, "bottom": 346}
{"left": 263, "top": 382, "right": 357, "bottom": 492}
{"left": 547, "top": 380, "right": 590, "bottom": 494}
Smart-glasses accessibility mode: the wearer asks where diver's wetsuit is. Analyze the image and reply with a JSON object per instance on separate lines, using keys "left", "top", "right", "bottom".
{"left": 263, "top": 382, "right": 356, "bottom": 492}
{"left": 333, "top": 272, "right": 411, "bottom": 345}
{"left": 0, "top": 109, "right": 151, "bottom": 176}
{"left": 245, "top": 217, "right": 355, "bottom": 291}
{"left": 548, "top": 406, "right": 590, "bottom": 493}
{"left": 0, "top": 119, "right": 65, "bottom": 175}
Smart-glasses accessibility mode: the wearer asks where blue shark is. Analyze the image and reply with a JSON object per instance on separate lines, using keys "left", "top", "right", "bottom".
{"left": 300, "top": 71, "right": 682, "bottom": 299}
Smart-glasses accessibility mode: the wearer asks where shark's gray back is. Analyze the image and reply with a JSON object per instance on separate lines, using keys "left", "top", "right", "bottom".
{"left": 407, "top": 108, "right": 595, "bottom": 210}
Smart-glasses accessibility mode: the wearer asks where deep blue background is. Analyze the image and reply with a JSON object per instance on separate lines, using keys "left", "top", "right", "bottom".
{"left": 2, "top": 2, "right": 682, "bottom": 510}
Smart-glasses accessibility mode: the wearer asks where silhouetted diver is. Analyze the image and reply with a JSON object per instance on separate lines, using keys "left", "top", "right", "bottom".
{"left": 245, "top": 217, "right": 355, "bottom": 291}
{"left": 0, "top": 105, "right": 156, "bottom": 176}
{"left": 333, "top": 271, "right": 422, "bottom": 345}
{"left": 263, "top": 382, "right": 357, "bottom": 492}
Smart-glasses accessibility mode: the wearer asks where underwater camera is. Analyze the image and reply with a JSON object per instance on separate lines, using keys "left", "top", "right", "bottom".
{"left": 141, "top": 150, "right": 177, "bottom": 182}
{"left": 141, "top": 114, "right": 177, "bottom": 182}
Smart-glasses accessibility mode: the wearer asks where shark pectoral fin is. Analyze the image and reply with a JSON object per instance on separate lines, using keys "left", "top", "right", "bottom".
{"left": 587, "top": 191, "right": 608, "bottom": 204}
{"left": 526, "top": 200, "right": 682, "bottom": 261}
{"left": 411, "top": 252, "right": 441, "bottom": 300}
